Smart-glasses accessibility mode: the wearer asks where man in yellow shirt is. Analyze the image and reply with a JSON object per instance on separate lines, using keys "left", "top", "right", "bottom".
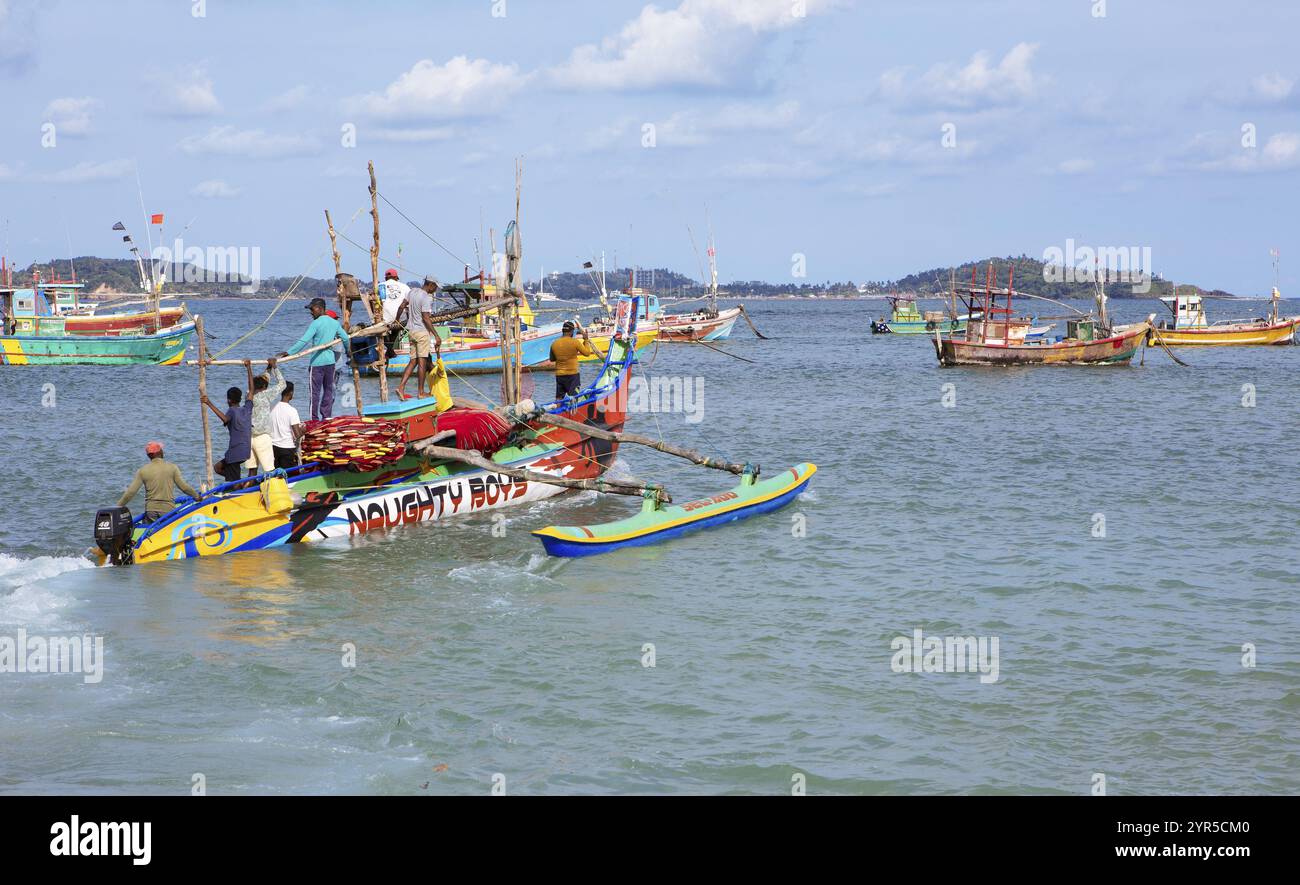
{"left": 549, "top": 321, "right": 602, "bottom": 399}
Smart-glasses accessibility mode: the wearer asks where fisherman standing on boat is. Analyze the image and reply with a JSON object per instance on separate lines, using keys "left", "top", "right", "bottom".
{"left": 550, "top": 320, "right": 598, "bottom": 399}
{"left": 201, "top": 359, "right": 255, "bottom": 483}
{"left": 117, "top": 441, "right": 199, "bottom": 524}
{"left": 381, "top": 268, "right": 408, "bottom": 356}
{"left": 281, "top": 297, "right": 350, "bottom": 420}
{"left": 269, "top": 381, "right": 304, "bottom": 469}
{"left": 395, "top": 276, "right": 438, "bottom": 400}
{"left": 245, "top": 357, "right": 285, "bottom": 476}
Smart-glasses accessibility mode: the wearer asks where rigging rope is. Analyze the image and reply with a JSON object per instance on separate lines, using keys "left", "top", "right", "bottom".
{"left": 211, "top": 207, "right": 366, "bottom": 359}
{"left": 377, "top": 191, "right": 470, "bottom": 268}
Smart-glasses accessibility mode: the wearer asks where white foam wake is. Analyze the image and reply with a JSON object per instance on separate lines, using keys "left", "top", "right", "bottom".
{"left": 0, "top": 553, "right": 93, "bottom": 625}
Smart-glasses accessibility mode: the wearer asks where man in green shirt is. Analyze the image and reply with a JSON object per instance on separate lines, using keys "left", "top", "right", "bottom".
{"left": 118, "top": 441, "right": 200, "bottom": 523}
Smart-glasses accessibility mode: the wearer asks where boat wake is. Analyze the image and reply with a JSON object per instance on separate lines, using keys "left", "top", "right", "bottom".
{"left": 0, "top": 553, "right": 92, "bottom": 625}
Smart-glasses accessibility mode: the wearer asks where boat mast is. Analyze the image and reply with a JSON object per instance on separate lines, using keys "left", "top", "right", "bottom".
{"left": 1270, "top": 247, "right": 1281, "bottom": 324}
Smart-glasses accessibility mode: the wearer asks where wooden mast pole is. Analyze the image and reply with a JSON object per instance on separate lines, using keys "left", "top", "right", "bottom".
{"left": 195, "top": 314, "right": 214, "bottom": 490}
{"left": 326, "top": 209, "right": 364, "bottom": 415}
{"left": 512, "top": 158, "right": 524, "bottom": 400}
{"left": 367, "top": 161, "right": 389, "bottom": 403}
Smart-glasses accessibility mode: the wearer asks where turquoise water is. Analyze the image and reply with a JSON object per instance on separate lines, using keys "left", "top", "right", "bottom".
{"left": 1, "top": 298, "right": 1297, "bottom": 795}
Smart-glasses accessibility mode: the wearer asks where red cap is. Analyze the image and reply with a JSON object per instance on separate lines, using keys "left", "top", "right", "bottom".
{"left": 145, "top": 441, "right": 163, "bottom": 455}
{"left": 385, "top": 268, "right": 399, "bottom": 280}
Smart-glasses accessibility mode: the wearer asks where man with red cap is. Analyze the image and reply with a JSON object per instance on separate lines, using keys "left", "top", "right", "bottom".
{"left": 117, "top": 441, "right": 200, "bottom": 524}
{"left": 380, "top": 268, "right": 409, "bottom": 357}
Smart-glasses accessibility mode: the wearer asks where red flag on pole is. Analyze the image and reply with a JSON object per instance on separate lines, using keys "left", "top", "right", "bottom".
{"left": 151, "top": 214, "right": 164, "bottom": 225}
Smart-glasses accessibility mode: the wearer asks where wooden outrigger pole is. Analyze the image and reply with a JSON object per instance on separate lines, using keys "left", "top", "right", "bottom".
{"left": 194, "top": 314, "right": 215, "bottom": 489}
{"left": 325, "top": 209, "right": 365, "bottom": 414}
{"left": 367, "top": 162, "right": 389, "bottom": 403}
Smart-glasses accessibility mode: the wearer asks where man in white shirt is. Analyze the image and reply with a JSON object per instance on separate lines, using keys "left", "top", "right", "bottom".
{"left": 381, "top": 269, "right": 410, "bottom": 363}
{"left": 269, "top": 381, "right": 305, "bottom": 469}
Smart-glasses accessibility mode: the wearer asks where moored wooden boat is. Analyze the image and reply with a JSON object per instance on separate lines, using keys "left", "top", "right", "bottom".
{"left": 871, "top": 295, "right": 967, "bottom": 336}
{"left": 2, "top": 283, "right": 195, "bottom": 365}
{"left": 933, "top": 263, "right": 1150, "bottom": 367}
{"left": 1147, "top": 287, "right": 1298, "bottom": 346}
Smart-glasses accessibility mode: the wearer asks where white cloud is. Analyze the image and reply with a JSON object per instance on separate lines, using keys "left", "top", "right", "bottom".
{"left": 878, "top": 43, "right": 1042, "bottom": 110}
{"left": 367, "top": 126, "right": 458, "bottom": 144}
{"left": 32, "top": 159, "right": 134, "bottom": 184}
{"left": 550, "top": 0, "right": 834, "bottom": 91}
{"left": 179, "top": 126, "right": 321, "bottom": 159}
{"left": 1055, "top": 157, "right": 1095, "bottom": 175}
{"left": 0, "top": 0, "right": 38, "bottom": 75}
{"left": 1249, "top": 73, "right": 1294, "bottom": 103}
{"left": 719, "top": 158, "right": 828, "bottom": 180}
{"left": 580, "top": 100, "right": 800, "bottom": 152}
{"left": 158, "top": 66, "right": 221, "bottom": 116}
{"left": 1211, "top": 72, "right": 1297, "bottom": 108}
{"left": 264, "top": 85, "right": 311, "bottom": 112}
{"left": 348, "top": 57, "right": 528, "bottom": 120}
{"left": 1157, "top": 130, "right": 1300, "bottom": 174}
{"left": 191, "top": 179, "right": 242, "bottom": 199}
{"left": 43, "top": 96, "right": 98, "bottom": 136}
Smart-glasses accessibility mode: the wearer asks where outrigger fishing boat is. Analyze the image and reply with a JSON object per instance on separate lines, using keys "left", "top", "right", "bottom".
{"left": 870, "top": 294, "right": 967, "bottom": 336}
{"left": 1148, "top": 287, "right": 1298, "bottom": 346}
{"left": 933, "top": 264, "right": 1151, "bottom": 367}
{"left": 92, "top": 163, "right": 812, "bottom": 565}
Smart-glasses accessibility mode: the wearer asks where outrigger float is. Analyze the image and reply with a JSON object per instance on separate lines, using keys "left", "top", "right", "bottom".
{"left": 92, "top": 162, "right": 813, "bottom": 565}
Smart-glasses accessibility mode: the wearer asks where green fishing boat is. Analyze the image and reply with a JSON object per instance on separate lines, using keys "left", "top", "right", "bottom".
{"left": 871, "top": 295, "right": 968, "bottom": 335}
{"left": 1, "top": 285, "right": 195, "bottom": 366}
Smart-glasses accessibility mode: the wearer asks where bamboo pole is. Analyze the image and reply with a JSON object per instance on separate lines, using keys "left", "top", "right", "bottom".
{"left": 195, "top": 315, "right": 214, "bottom": 489}
{"left": 409, "top": 441, "right": 670, "bottom": 502}
{"left": 326, "top": 209, "right": 364, "bottom": 415}
{"left": 367, "top": 161, "right": 389, "bottom": 403}
{"left": 526, "top": 412, "right": 748, "bottom": 475}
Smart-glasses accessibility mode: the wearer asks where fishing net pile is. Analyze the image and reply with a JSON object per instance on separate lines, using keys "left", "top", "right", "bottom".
{"left": 433, "top": 408, "right": 513, "bottom": 456}
{"left": 300, "top": 416, "right": 407, "bottom": 471}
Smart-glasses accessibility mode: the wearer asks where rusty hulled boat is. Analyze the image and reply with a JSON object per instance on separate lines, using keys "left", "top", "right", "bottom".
{"left": 933, "top": 264, "right": 1151, "bottom": 367}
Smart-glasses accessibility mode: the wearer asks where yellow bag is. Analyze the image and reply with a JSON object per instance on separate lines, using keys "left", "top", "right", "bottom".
{"left": 427, "top": 358, "right": 454, "bottom": 413}
{"left": 261, "top": 476, "right": 293, "bottom": 514}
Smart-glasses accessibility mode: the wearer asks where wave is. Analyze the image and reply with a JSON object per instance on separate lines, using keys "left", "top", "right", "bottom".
{"left": 0, "top": 553, "right": 93, "bottom": 624}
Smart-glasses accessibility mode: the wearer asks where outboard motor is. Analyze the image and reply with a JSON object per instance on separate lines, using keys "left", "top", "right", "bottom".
{"left": 94, "top": 506, "right": 135, "bottom": 566}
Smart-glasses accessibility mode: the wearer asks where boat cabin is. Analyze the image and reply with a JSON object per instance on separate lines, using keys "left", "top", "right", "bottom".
{"left": 40, "top": 282, "right": 87, "bottom": 315}
{"left": 1159, "top": 292, "right": 1207, "bottom": 330}
{"left": 887, "top": 296, "right": 922, "bottom": 324}
{"left": 0, "top": 287, "right": 70, "bottom": 337}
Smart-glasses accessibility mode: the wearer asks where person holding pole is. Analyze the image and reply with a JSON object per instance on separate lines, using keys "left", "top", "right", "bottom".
{"left": 281, "top": 297, "right": 350, "bottom": 420}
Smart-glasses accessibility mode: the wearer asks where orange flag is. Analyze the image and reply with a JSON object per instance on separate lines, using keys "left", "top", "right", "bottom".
{"left": 150, "top": 213, "right": 164, "bottom": 225}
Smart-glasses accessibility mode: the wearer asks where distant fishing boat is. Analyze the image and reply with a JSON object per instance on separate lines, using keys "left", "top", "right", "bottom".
{"left": 1148, "top": 287, "right": 1298, "bottom": 346}
{"left": 1, "top": 279, "right": 194, "bottom": 366}
{"left": 933, "top": 264, "right": 1151, "bottom": 367}
{"left": 657, "top": 234, "right": 740, "bottom": 341}
{"left": 870, "top": 294, "right": 967, "bottom": 335}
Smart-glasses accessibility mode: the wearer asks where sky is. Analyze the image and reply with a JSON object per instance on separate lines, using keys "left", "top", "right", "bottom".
{"left": 0, "top": 0, "right": 1297, "bottom": 294}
